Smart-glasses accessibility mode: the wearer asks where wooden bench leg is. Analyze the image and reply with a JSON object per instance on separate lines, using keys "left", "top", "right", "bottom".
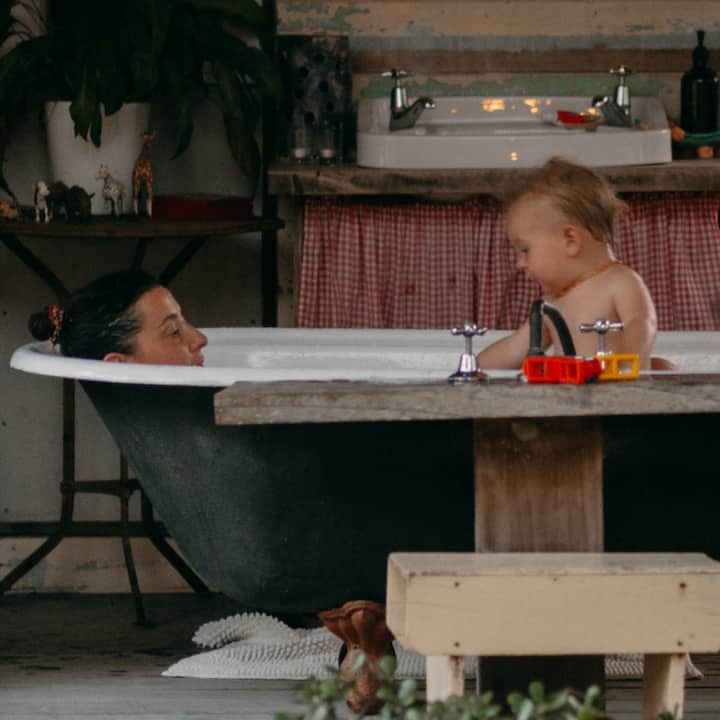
{"left": 426, "top": 655, "right": 464, "bottom": 702}
{"left": 642, "top": 653, "right": 686, "bottom": 720}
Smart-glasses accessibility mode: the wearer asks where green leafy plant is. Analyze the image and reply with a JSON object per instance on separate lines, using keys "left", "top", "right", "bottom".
{"left": 277, "top": 654, "right": 609, "bottom": 720}
{"left": 277, "top": 654, "right": 680, "bottom": 720}
{"left": 0, "top": 0, "right": 283, "bottom": 196}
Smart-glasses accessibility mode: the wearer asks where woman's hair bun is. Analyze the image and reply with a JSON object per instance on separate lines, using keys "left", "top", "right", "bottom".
{"left": 28, "top": 308, "right": 55, "bottom": 341}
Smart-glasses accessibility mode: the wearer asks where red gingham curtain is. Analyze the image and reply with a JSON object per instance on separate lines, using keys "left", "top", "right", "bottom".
{"left": 298, "top": 194, "right": 720, "bottom": 331}
{"left": 615, "top": 193, "right": 720, "bottom": 331}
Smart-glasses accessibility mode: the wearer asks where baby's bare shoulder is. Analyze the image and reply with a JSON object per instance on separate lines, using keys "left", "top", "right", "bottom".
{"left": 607, "top": 262, "right": 657, "bottom": 322}
{"left": 607, "top": 262, "right": 649, "bottom": 290}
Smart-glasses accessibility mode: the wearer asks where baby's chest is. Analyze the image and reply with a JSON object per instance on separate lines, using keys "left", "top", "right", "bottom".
{"left": 553, "top": 293, "right": 619, "bottom": 330}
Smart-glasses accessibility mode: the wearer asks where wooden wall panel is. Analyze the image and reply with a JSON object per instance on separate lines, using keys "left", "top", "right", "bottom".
{"left": 277, "top": 1, "right": 720, "bottom": 40}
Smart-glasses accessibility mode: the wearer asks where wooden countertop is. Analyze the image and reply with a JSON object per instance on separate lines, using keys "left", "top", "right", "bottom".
{"left": 268, "top": 159, "right": 720, "bottom": 196}
{"left": 214, "top": 374, "right": 720, "bottom": 426}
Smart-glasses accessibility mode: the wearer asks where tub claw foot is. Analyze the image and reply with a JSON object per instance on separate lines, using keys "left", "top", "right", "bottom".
{"left": 318, "top": 600, "right": 395, "bottom": 715}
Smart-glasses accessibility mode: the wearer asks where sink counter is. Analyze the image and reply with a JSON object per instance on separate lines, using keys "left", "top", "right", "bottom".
{"left": 268, "top": 158, "right": 720, "bottom": 197}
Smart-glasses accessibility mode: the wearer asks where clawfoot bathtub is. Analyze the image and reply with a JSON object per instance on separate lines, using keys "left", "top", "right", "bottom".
{"left": 10, "top": 328, "right": 720, "bottom": 613}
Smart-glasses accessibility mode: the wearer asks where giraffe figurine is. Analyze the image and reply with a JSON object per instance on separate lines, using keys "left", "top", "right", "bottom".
{"left": 132, "top": 130, "right": 156, "bottom": 217}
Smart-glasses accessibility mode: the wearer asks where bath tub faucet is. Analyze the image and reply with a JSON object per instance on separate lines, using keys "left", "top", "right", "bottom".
{"left": 579, "top": 319, "right": 624, "bottom": 355}
{"left": 522, "top": 301, "right": 606, "bottom": 383}
{"left": 527, "top": 299, "right": 577, "bottom": 357}
{"left": 382, "top": 68, "right": 435, "bottom": 131}
{"left": 448, "top": 323, "right": 488, "bottom": 383}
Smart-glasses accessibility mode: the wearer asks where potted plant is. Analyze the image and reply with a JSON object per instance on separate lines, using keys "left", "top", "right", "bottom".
{"left": 278, "top": 654, "right": 680, "bottom": 720}
{"left": 0, "top": 0, "right": 283, "bottom": 199}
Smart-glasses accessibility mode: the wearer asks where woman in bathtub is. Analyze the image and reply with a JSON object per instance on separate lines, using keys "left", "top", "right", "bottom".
{"left": 29, "top": 271, "right": 208, "bottom": 366}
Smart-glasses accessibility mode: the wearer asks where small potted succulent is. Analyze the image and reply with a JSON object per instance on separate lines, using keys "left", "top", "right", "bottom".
{"left": 0, "top": 0, "right": 283, "bottom": 199}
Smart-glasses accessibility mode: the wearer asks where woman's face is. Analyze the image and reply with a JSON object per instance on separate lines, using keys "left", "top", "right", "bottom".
{"left": 105, "top": 286, "right": 208, "bottom": 366}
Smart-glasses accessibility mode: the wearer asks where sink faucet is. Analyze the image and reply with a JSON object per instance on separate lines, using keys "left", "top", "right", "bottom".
{"left": 382, "top": 69, "right": 435, "bottom": 131}
{"left": 592, "top": 65, "right": 633, "bottom": 127}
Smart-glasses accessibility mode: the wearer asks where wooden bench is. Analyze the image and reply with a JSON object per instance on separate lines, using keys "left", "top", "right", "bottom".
{"left": 386, "top": 552, "right": 720, "bottom": 719}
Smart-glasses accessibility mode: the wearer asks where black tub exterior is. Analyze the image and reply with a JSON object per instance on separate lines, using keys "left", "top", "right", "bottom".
{"left": 82, "top": 381, "right": 474, "bottom": 613}
{"left": 81, "top": 379, "right": 720, "bottom": 614}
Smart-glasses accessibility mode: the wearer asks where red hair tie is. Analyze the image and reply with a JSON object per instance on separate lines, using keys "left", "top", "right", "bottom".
{"left": 47, "top": 304, "right": 64, "bottom": 345}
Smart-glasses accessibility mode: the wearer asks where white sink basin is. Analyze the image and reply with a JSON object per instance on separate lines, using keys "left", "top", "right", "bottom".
{"left": 356, "top": 96, "right": 672, "bottom": 169}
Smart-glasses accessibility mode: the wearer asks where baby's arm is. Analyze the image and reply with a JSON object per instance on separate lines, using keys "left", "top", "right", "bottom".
{"left": 475, "top": 321, "right": 535, "bottom": 369}
{"left": 612, "top": 272, "right": 658, "bottom": 369}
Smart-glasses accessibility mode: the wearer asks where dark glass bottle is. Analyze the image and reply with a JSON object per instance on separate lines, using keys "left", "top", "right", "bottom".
{"left": 681, "top": 30, "right": 719, "bottom": 133}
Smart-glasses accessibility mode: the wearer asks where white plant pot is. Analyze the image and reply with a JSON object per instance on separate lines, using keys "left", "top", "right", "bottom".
{"left": 45, "top": 101, "right": 150, "bottom": 216}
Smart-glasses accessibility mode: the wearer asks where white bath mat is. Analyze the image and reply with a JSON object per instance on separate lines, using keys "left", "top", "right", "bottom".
{"left": 163, "top": 612, "right": 703, "bottom": 682}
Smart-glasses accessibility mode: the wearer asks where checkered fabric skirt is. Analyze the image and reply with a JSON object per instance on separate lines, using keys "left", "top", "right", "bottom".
{"left": 297, "top": 194, "right": 720, "bottom": 330}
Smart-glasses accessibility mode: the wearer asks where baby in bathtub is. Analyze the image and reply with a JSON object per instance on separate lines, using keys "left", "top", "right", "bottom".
{"left": 29, "top": 270, "right": 207, "bottom": 366}
{"left": 476, "top": 157, "right": 661, "bottom": 370}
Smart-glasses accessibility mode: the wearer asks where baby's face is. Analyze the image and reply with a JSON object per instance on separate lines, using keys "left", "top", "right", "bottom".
{"left": 506, "top": 194, "right": 570, "bottom": 296}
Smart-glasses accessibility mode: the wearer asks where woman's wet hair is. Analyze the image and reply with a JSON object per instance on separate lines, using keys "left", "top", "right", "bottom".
{"left": 28, "top": 271, "right": 160, "bottom": 359}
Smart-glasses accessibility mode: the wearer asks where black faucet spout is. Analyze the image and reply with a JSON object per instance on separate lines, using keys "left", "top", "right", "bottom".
{"left": 527, "top": 299, "right": 577, "bottom": 357}
{"left": 390, "top": 97, "right": 435, "bottom": 131}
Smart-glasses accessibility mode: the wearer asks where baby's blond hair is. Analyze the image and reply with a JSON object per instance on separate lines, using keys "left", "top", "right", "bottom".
{"left": 508, "top": 157, "right": 626, "bottom": 245}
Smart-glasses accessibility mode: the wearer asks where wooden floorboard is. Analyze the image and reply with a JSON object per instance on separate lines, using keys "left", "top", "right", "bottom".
{"left": 1, "top": 594, "right": 719, "bottom": 719}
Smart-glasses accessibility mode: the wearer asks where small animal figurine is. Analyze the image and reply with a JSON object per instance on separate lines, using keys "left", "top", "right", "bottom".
{"left": 96, "top": 164, "right": 124, "bottom": 217}
{"left": 48, "top": 180, "right": 68, "bottom": 220}
{"left": 0, "top": 197, "right": 21, "bottom": 221}
{"left": 132, "top": 130, "right": 156, "bottom": 217}
{"left": 64, "top": 185, "right": 94, "bottom": 223}
{"left": 33, "top": 180, "right": 52, "bottom": 222}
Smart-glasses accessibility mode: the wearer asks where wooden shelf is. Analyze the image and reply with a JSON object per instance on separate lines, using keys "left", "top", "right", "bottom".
{"left": 268, "top": 159, "right": 720, "bottom": 196}
{"left": 0, "top": 216, "right": 281, "bottom": 239}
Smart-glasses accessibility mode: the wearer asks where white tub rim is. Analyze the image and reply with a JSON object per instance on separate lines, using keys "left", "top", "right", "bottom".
{"left": 9, "top": 327, "right": 720, "bottom": 387}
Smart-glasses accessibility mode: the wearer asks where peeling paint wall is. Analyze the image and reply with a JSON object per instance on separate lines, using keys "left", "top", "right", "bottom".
{"left": 357, "top": 74, "right": 664, "bottom": 100}
{"left": 278, "top": 2, "right": 720, "bottom": 44}
{"left": 278, "top": 0, "right": 720, "bottom": 118}
{"left": 355, "top": 72, "right": 679, "bottom": 117}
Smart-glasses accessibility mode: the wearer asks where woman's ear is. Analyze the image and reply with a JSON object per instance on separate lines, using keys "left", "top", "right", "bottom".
{"left": 103, "top": 352, "right": 130, "bottom": 363}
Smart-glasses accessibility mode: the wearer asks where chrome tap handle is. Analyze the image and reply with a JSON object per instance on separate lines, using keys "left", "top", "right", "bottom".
{"left": 382, "top": 69, "right": 413, "bottom": 112}
{"left": 449, "top": 324, "right": 488, "bottom": 383}
{"left": 580, "top": 319, "right": 624, "bottom": 355}
{"left": 610, "top": 65, "right": 632, "bottom": 114}
{"left": 610, "top": 64, "right": 633, "bottom": 79}
{"left": 451, "top": 323, "right": 488, "bottom": 355}
{"left": 381, "top": 69, "right": 413, "bottom": 81}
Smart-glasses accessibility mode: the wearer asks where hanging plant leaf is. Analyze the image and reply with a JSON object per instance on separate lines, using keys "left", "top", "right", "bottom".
{"left": 0, "top": 0, "right": 284, "bottom": 196}
{"left": 69, "top": 69, "right": 97, "bottom": 141}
